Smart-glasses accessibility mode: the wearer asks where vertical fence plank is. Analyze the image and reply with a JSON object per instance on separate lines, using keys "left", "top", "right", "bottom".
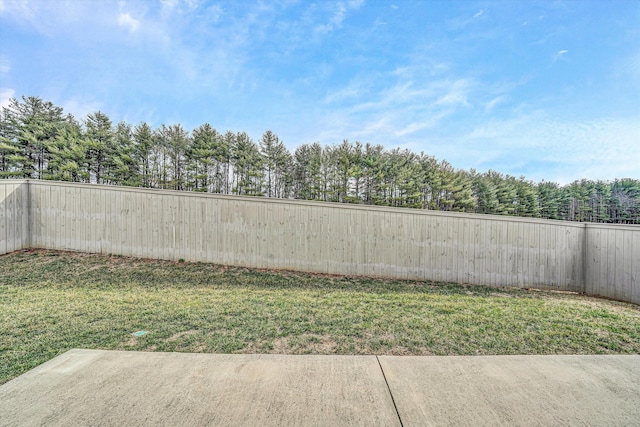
{"left": 599, "top": 228, "right": 608, "bottom": 297}
{"left": 462, "top": 217, "right": 472, "bottom": 284}
{"left": 113, "top": 187, "right": 122, "bottom": 256}
{"left": 629, "top": 233, "right": 636, "bottom": 301}
{"left": 217, "top": 198, "right": 226, "bottom": 265}
{"left": 70, "top": 186, "right": 79, "bottom": 252}
{"left": 128, "top": 190, "right": 137, "bottom": 258}
{"left": 614, "top": 229, "right": 624, "bottom": 301}
{"left": 0, "top": 183, "right": 7, "bottom": 254}
{"left": 223, "top": 200, "right": 233, "bottom": 266}
{"left": 605, "top": 228, "right": 616, "bottom": 299}
{"left": 205, "top": 198, "right": 215, "bottom": 264}
{"left": 471, "top": 218, "right": 481, "bottom": 284}
{"left": 517, "top": 221, "right": 526, "bottom": 287}
{"left": 191, "top": 197, "right": 201, "bottom": 262}
{"left": 20, "top": 183, "right": 29, "bottom": 249}
{"left": 33, "top": 183, "right": 42, "bottom": 250}
{"left": 7, "top": 183, "right": 16, "bottom": 253}
{"left": 47, "top": 184, "right": 56, "bottom": 251}
{"left": 621, "top": 229, "right": 632, "bottom": 301}
{"left": 586, "top": 226, "right": 598, "bottom": 296}
{"left": 8, "top": 183, "right": 15, "bottom": 252}
{"left": 555, "top": 225, "right": 565, "bottom": 289}
{"left": 430, "top": 215, "right": 440, "bottom": 283}
{"left": 368, "top": 210, "right": 379, "bottom": 277}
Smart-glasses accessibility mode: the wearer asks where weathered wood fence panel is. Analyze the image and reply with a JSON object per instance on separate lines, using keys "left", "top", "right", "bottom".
{"left": 26, "top": 180, "right": 584, "bottom": 291}
{"left": 2, "top": 179, "right": 638, "bottom": 304}
{"left": 584, "top": 224, "right": 640, "bottom": 304}
{"left": 0, "top": 180, "right": 29, "bottom": 255}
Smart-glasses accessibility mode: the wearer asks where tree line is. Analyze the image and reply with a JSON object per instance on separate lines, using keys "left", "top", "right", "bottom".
{"left": 1, "top": 96, "right": 638, "bottom": 224}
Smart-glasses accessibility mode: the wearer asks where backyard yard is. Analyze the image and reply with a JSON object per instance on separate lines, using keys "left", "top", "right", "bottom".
{"left": 1, "top": 249, "right": 639, "bottom": 385}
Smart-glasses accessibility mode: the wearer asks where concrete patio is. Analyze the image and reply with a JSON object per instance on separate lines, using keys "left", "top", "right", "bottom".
{"left": 1, "top": 350, "right": 638, "bottom": 426}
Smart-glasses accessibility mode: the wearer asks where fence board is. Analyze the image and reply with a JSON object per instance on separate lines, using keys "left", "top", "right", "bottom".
{"left": 0, "top": 182, "right": 28, "bottom": 254}
{"left": 7, "top": 183, "right": 15, "bottom": 253}
{"left": 0, "top": 183, "right": 7, "bottom": 254}
{"left": 31, "top": 184, "right": 41, "bottom": 248}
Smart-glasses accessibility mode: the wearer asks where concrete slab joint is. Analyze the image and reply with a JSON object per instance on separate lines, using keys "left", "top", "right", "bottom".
{"left": 1, "top": 350, "right": 639, "bottom": 426}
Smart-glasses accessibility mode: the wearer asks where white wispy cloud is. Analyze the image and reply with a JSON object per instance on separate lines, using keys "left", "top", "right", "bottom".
{"left": 395, "top": 110, "right": 451, "bottom": 136}
{"left": 1, "top": 0, "right": 141, "bottom": 37}
{"left": 0, "top": 88, "right": 15, "bottom": 109}
{"left": 59, "top": 97, "right": 103, "bottom": 120}
{"left": 314, "top": 0, "right": 363, "bottom": 34}
{"left": 183, "top": 0, "right": 203, "bottom": 10}
{"left": 324, "top": 77, "right": 373, "bottom": 104}
{"left": 118, "top": 12, "right": 140, "bottom": 32}
{"left": 434, "top": 79, "right": 472, "bottom": 107}
{"left": 160, "top": 0, "right": 207, "bottom": 15}
{"left": 0, "top": 59, "right": 9, "bottom": 74}
{"left": 0, "top": 0, "right": 35, "bottom": 18}
{"left": 304, "top": 34, "right": 639, "bottom": 182}
{"left": 0, "top": 0, "right": 40, "bottom": 29}
{"left": 462, "top": 112, "right": 640, "bottom": 182}
{"left": 317, "top": 69, "right": 478, "bottom": 144}
{"left": 485, "top": 95, "right": 505, "bottom": 112}
{"left": 161, "top": 0, "right": 179, "bottom": 9}
{"left": 447, "top": 7, "right": 488, "bottom": 31}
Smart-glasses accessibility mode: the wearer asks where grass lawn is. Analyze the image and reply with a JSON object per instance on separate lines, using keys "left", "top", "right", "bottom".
{"left": 1, "top": 249, "right": 639, "bottom": 385}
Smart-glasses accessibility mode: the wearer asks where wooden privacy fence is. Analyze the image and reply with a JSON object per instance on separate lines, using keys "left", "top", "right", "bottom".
{"left": 1, "top": 179, "right": 639, "bottom": 305}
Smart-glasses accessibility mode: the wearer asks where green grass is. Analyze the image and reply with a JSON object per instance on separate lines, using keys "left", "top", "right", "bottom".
{"left": 1, "top": 249, "right": 639, "bottom": 385}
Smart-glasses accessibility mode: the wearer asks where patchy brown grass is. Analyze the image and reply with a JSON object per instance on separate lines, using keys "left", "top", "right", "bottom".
{"left": 1, "top": 249, "right": 639, "bottom": 385}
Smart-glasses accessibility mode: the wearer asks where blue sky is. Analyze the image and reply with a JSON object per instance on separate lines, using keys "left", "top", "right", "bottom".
{"left": 1, "top": 0, "right": 638, "bottom": 184}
